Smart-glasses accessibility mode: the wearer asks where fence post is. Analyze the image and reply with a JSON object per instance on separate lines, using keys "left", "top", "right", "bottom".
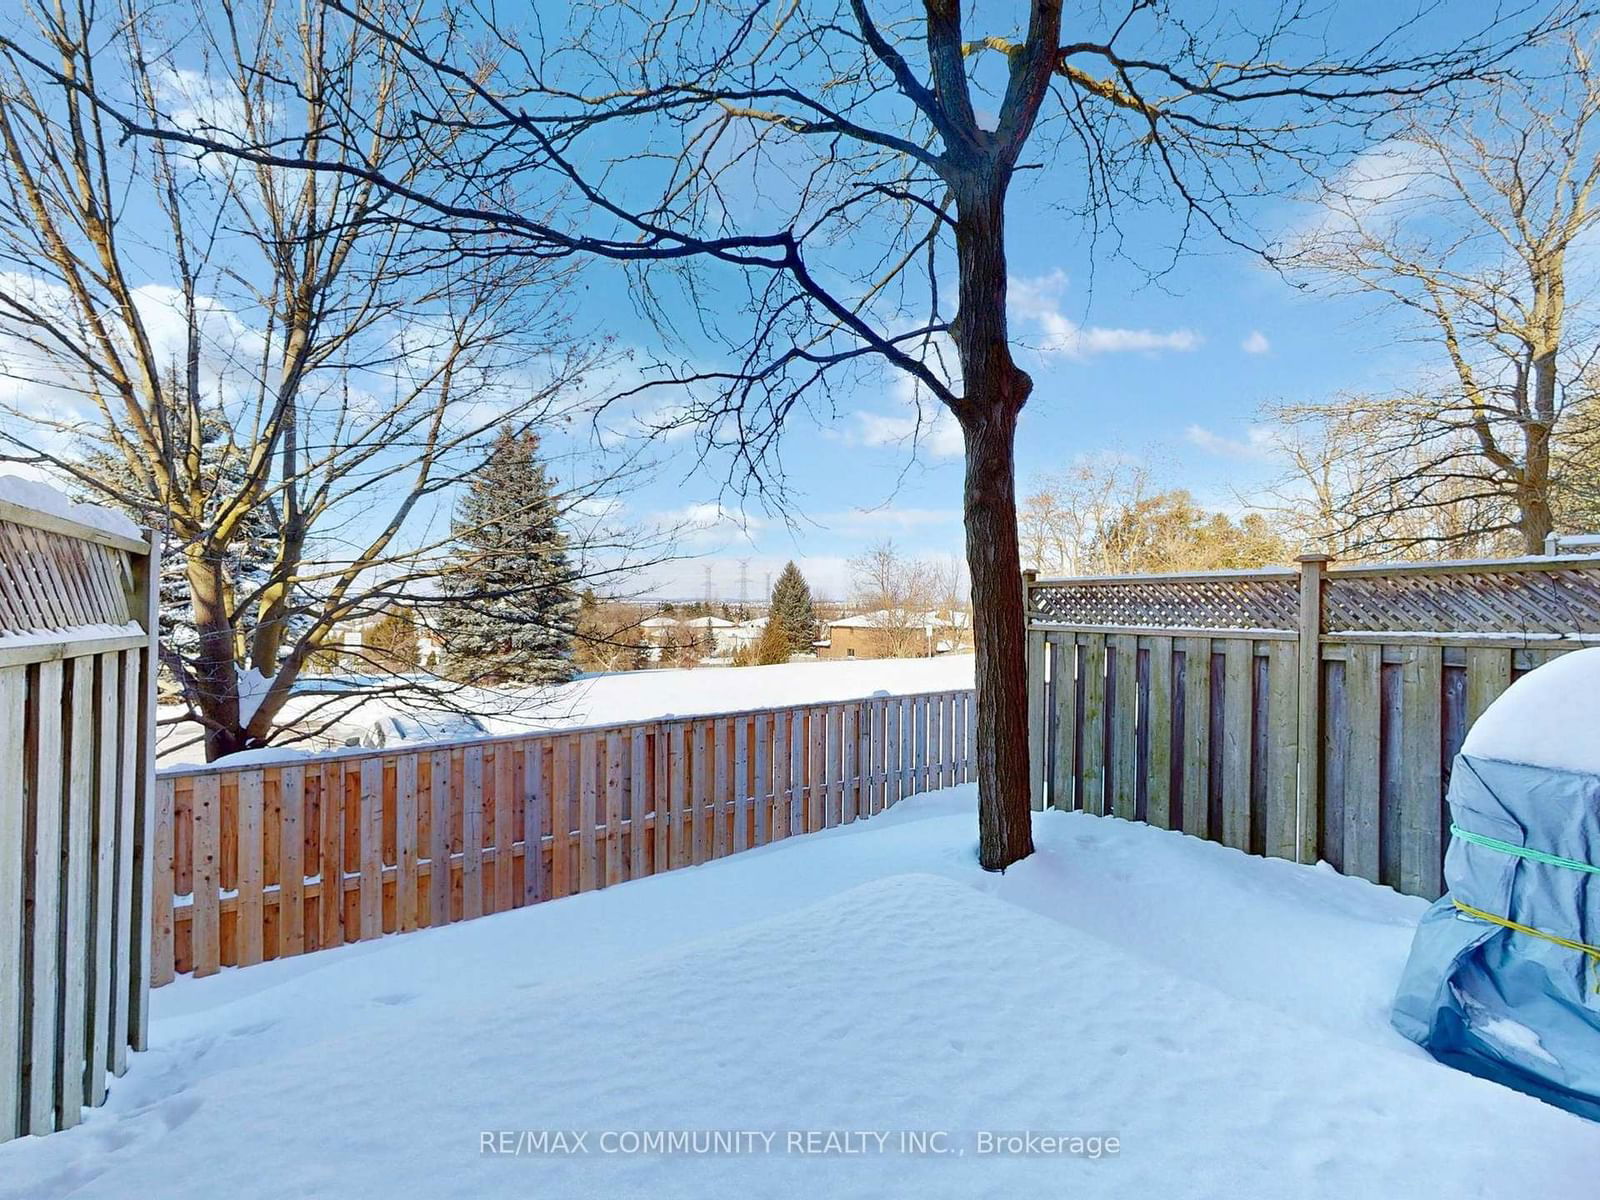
{"left": 1294, "top": 553, "right": 1331, "bottom": 864}
{"left": 1024, "top": 569, "right": 1045, "bottom": 810}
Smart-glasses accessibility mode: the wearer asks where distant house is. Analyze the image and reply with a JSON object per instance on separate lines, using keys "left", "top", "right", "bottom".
{"left": 637, "top": 613, "right": 751, "bottom": 661}
{"left": 324, "top": 602, "right": 444, "bottom": 671}
{"left": 814, "top": 610, "right": 969, "bottom": 661}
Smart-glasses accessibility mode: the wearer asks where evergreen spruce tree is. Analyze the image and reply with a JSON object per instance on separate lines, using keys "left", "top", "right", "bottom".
{"left": 438, "top": 427, "right": 578, "bottom": 683}
{"left": 769, "top": 561, "right": 819, "bottom": 656}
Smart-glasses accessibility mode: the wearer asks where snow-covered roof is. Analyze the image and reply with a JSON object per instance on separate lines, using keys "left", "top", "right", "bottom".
{"left": 639, "top": 616, "right": 680, "bottom": 629}
{"left": 828, "top": 609, "right": 961, "bottom": 630}
{"left": 1461, "top": 646, "right": 1600, "bottom": 774}
{"left": 682, "top": 615, "right": 736, "bottom": 628}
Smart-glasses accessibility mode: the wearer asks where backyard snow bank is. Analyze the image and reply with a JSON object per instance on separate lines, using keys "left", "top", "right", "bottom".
{"left": 3, "top": 788, "right": 1595, "bottom": 1200}
{"left": 156, "top": 654, "right": 975, "bottom": 765}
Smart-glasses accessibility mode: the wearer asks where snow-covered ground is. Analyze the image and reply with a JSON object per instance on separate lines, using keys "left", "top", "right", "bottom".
{"left": 158, "top": 654, "right": 975, "bottom": 765}
{"left": 4, "top": 787, "right": 1596, "bottom": 1199}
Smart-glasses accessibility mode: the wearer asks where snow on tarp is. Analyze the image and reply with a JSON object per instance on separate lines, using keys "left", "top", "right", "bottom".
{"left": 2, "top": 788, "right": 1596, "bottom": 1198}
{"left": 1394, "top": 648, "right": 1600, "bottom": 1122}
{"left": 1461, "top": 645, "right": 1600, "bottom": 774}
{"left": 0, "top": 472, "right": 142, "bottom": 540}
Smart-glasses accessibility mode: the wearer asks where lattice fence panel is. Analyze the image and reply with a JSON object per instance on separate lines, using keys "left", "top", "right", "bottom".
{"left": 1323, "top": 565, "right": 1600, "bottom": 636}
{"left": 1029, "top": 573, "right": 1299, "bottom": 632}
{"left": 0, "top": 518, "right": 132, "bottom": 633}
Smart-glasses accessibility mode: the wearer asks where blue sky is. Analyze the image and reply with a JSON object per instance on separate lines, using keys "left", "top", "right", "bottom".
{"left": 601, "top": 190, "right": 1420, "bottom": 601}
{"left": 544, "top": 0, "right": 1498, "bottom": 602}
{"left": 0, "top": 0, "right": 1507, "bottom": 604}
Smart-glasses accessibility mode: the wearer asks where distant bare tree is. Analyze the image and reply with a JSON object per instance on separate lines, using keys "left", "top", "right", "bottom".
{"left": 0, "top": 0, "right": 656, "bottom": 759}
{"left": 849, "top": 540, "right": 950, "bottom": 658}
{"left": 1020, "top": 456, "right": 1155, "bottom": 574}
{"left": 12, "top": 0, "right": 1572, "bottom": 860}
{"left": 1255, "top": 402, "right": 1521, "bottom": 560}
{"left": 1281, "top": 36, "right": 1600, "bottom": 555}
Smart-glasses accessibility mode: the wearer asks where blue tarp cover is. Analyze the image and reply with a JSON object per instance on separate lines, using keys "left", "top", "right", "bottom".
{"left": 1392, "top": 754, "right": 1600, "bottom": 1121}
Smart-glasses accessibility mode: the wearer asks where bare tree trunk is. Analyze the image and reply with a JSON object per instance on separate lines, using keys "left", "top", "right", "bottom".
{"left": 962, "top": 404, "right": 1035, "bottom": 870}
{"left": 1523, "top": 348, "right": 1558, "bottom": 552}
{"left": 185, "top": 546, "right": 248, "bottom": 759}
{"left": 952, "top": 170, "right": 1035, "bottom": 871}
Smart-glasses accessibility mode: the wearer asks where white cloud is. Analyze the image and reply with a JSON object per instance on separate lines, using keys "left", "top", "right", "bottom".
{"left": 658, "top": 502, "right": 765, "bottom": 547}
{"left": 852, "top": 407, "right": 964, "bottom": 458}
{"left": 1241, "top": 330, "right": 1271, "bottom": 355}
{"left": 1010, "top": 271, "right": 1201, "bottom": 359}
{"left": 849, "top": 369, "right": 964, "bottom": 459}
{"left": 1283, "top": 140, "right": 1438, "bottom": 245}
{"left": 1184, "top": 423, "right": 1279, "bottom": 461}
{"left": 815, "top": 506, "right": 961, "bottom": 535}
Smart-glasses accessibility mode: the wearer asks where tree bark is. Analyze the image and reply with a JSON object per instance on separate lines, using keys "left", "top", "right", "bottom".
{"left": 962, "top": 403, "right": 1035, "bottom": 870}
{"left": 951, "top": 166, "right": 1035, "bottom": 871}
{"left": 185, "top": 543, "right": 249, "bottom": 759}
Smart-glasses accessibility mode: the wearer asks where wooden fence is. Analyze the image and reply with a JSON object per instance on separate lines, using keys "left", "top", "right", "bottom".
{"left": 1025, "top": 554, "right": 1600, "bottom": 901}
{"left": 153, "top": 687, "right": 977, "bottom": 981}
{"left": 0, "top": 495, "right": 159, "bottom": 1143}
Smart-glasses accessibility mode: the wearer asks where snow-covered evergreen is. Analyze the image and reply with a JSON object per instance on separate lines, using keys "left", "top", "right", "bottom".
{"left": 437, "top": 427, "right": 578, "bottom": 683}
{"left": 769, "top": 561, "right": 819, "bottom": 655}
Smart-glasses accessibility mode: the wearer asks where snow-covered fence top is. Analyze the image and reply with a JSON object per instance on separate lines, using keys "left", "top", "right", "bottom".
{"left": 0, "top": 480, "right": 160, "bottom": 1143}
{"left": 151, "top": 686, "right": 976, "bottom": 983}
{"left": 1024, "top": 552, "right": 1600, "bottom": 903}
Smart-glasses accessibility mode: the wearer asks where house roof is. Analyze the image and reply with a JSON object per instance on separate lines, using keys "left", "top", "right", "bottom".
{"left": 827, "top": 609, "right": 963, "bottom": 630}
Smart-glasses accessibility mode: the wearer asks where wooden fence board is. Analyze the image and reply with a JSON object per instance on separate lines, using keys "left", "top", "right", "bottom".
{"left": 1080, "top": 634, "right": 1107, "bottom": 816}
{"left": 236, "top": 770, "right": 265, "bottom": 967}
{"left": 116, "top": 648, "right": 145, "bottom": 1058}
{"left": 631, "top": 729, "right": 650, "bottom": 878}
{"left": 668, "top": 725, "right": 688, "bottom": 869}
{"left": 25, "top": 661, "right": 65, "bottom": 1131}
{"left": 605, "top": 732, "right": 625, "bottom": 885}
{"left": 753, "top": 713, "right": 771, "bottom": 842}
{"left": 396, "top": 755, "right": 419, "bottom": 931}
{"left": 1220, "top": 639, "right": 1254, "bottom": 852}
{"left": 1399, "top": 646, "right": 1445, "bottom": 899}
{"left": 1180, "top": 638, "right": 1211, "bottom": 838}
{"left": 1265, "top": 643, "right": 1299, "bottom": 861}
{"left": 772, "top": 711, "right": 791, "bottom": 836}
{"left": 279, "top": 765, "right": 306, "bottom": 955}
{"left": 551, "top": 739, "right": 573, "bottom": 897}
{"left": 734, "top": 717, "right": 752, "bottom": 851}
{"left": 86, "top": 655, "right": 119, "bottom": 1105}
{"left": 1464, "top": 647, "right": 1513, "bottom": 728}
{"left": 190, "top": 773, "right": 221, "bottom": 979}
{"left": 1049, "top": 635, "right": 1077, "bottom": 811}
{"left": 0, "top": 667, "right": 26, "bottom": 1138}
{"left": 1146, "top": 637, "right": 1174, "bottom": 829}
{"left": 1341, "top": 643, "right": 1383, "bottom": 883}
{"left": 579, "top": 735, "right": 599, "bottom": 890}
{"left": 58, "top": 659, "right": 95, "bottom": 1127}
{"left": 492, "top": 747, "right": 513, "bottom": 912}
{"left": 360, "top": 757, "right": 385, "bottom": 936}
{"left": 1110, "top": 634, "right": 1139, "bottom": 819}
